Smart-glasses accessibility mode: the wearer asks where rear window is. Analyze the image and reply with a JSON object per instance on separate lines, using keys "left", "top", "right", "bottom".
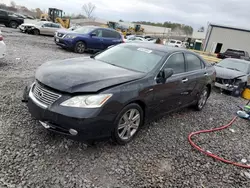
{"left": 95, "top": 44, "right": 164, "bottom": 73}
{"left": 226, "top": 49, "right": 245, "bottom": 56}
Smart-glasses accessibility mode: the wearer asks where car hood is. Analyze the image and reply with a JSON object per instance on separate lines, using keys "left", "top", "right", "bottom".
{"left": 35, "top": 57, "right": 145, "bottom": 93}
{"left": 214, "top": 66, "right": 246, "bottom": 79}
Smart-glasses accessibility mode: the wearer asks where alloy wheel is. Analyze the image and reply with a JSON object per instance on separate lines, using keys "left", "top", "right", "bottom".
{"left": 198, "top": 89, "right": 208, "bottom": 109}
{"left": 117, "top": 109, "right": 140, "bottom": 141}
{"left": 76, "top": 43, "right": 85, "bottom": 53}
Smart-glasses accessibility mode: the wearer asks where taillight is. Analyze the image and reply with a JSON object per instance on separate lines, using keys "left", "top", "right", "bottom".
{"left": 0, "top": 35, "right": 3, "bottom": 41}
{"left": 217, "top": 54, "right": 219, "bottom": 58}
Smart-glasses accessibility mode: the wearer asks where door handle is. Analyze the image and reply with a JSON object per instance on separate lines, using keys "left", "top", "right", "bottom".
{"left": 204, "top": 72, "right": 208, "bottom": 76}
{"left": 182, "top": 78, "right": 188, "bottom": 83}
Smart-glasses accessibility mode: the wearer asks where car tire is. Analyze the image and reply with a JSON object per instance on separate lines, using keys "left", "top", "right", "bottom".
{"left": 112, "top": 103, "right": 144, "bottom": 145}
{"left": 9, "top": 21, "right": 18, "bottom": 29}
{"left": 194, "top": 87, "right": 209, "bottom": 111}
{"left": 74, "top": 41, "right": 86, "bottom": 53}
{"left": 33, "top": 29, "right": 40, "bottom": 35}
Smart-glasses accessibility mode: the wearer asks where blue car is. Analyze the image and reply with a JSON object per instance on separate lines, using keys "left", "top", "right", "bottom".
{"left": 54, "top": 26, "right": 124, "bottom": 53}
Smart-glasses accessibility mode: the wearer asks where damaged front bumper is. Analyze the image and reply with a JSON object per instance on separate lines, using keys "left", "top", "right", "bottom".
{"left": 214, "top": 82, "right": 239, "bottom": 91}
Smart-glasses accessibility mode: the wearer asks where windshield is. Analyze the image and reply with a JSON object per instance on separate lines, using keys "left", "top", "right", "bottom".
{"left": 95, "top": 45, "right": 164, "bottom": 73}
{"left": 217, "top": 59, "right": 249, "bottom": 73}
{"left": 73, "top": 27, "right": 95, "bottom": 34}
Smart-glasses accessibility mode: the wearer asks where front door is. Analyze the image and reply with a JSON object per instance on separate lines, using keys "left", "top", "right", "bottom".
{"left": 40, "top": 23, "right": 52, "bottom": 35}
{"left": 89, "top": 29, "right": 104, "bottom": 50}
{"left": 151, "top": 52, "right": 188, "bottom": 115}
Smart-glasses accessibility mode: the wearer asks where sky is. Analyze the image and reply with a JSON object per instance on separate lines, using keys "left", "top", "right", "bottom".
{"left": 1, "top": 0, "right": 249, "bottom": 30}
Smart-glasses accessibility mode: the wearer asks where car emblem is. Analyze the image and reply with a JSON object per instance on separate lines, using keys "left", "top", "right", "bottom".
{"left": 38, "top": 91, "right": 44, "bottom": 98}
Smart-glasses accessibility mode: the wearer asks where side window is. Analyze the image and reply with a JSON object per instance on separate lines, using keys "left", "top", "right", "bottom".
{"left": 43, "top": 23, "right": 52, "bottom": 27}
{"left": 92, "top": 29, "right": 103, "bottom": 37}
{"left": 185, "top": 53, "right": 202, "bottom": 72}
{"left": 0, "top": 10, "right": 6, "bottom": 16}
{"left": 102, "top": 30, "right": 118, "bottom": 38}
{"left": 164, "top": 53, "right": 185, "bottom": 74}
{"left": 51, "top": 23, "right": 60, "bottom": 28}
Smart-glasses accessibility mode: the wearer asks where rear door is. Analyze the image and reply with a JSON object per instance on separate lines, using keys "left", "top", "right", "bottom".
{"left": 50, "top": 23, "right": 61, "bottom": 36}
{"left": 102, "top": 30, "right": 122, "bottom": 48}
{"left": 88, "top": 29, "right": 104, "bottom": 50}
{"left": 183, "top": 52, "right": 207, "bottom": 104}
{"left": 151, "top": 52, "right": 188, "bottom": 115}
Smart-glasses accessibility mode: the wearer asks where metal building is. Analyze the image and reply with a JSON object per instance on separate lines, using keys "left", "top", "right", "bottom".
{"left": 203, "top": 23, "right": 250, "bottom": 54}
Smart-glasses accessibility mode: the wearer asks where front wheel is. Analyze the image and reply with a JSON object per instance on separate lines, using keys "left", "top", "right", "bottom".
{"left": 194, "top": 87, "right": 209, "bottom": 111}
{"left": 74, "top": 41, "right": 86, "bottom": 53}
{"left": 33, "top": 29, "right": 40, "bottom": 35}
{"left": 112, "top": 103, "right": 143, "bottom": 145}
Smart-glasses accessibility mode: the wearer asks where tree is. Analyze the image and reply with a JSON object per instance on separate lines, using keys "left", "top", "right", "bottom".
{"left": 10, "top": 1, "right": 16, "bottom": 7}
{"left": 82, "top": 2, "right": 96, "bottom": 19}
{"left": 198, "top": 26, "right": 204, "bottom": 32}
{"left": 119, "top": 19, "right": 124, "bottom": 22}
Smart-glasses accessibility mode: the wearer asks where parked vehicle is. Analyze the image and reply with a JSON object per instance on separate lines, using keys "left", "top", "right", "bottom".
{"left": 217, "top": 49, "right": 250, "bottom": 60}
{"left": 167, "top": 39, "right": 183, "bottom": 47}
{"left": 214, "top": 58, "right": 250, "bottom": 96}
{"left": 0, "top": 9, "right": 24, "bottom": 28}
{"left": 24, "top": 43, "right": 215, "bottom": 144}
{"left": 54, "top": 26, "right": 124, "bottom": 53}
{"left": 125, "top": 36, "right": 147, "bottom": 42}
{"left": 24, "top": 21, "right": 63, "bottom": 36}
{"left": 0, "top": 29, "right": 6, "bottom": 58}
{"left": 19, "top": 21, "right": 48, "bottom": 33}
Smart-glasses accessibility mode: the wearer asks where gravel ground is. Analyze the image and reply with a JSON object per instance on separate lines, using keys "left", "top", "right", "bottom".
{"left": 1, "top": 27, "right": 250, "bottom": 188}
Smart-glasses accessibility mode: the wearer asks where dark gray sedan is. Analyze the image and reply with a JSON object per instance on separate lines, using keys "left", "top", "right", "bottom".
{"left": 214, "top": 58, "right": 250, "bottom": 96}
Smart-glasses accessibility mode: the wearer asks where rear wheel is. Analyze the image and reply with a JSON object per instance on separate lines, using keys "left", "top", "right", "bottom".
{"left": 33, "top": 29, "right": 40, "bottom": 35}
{"left": 194, "top": 87, "right": 209, "bottom": 111}
{"left": 112, "top": 103, "right": 143, "bottom": 145}
{"left": 9, "top": 21, "right": 18, "bottom": 29}
{"left": 74, "top": 41, "right": 86, "bottom": 53}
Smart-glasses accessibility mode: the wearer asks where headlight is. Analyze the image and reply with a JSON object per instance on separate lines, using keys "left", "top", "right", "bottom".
{"left": 60, "top": 94, "right": 112, "bottom": 108}
{"left": 65, "top": 35, "right": 76, "bottom": 39}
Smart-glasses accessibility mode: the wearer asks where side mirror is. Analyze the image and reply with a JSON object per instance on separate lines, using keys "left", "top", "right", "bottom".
{"left": 90, "top": 33, "right": 96, "bottom": 37}
{"left": 156, "top": 68, "right": 173, "bottom": 83}
{"left": 163, "top": 68, "right": 174, "bottom": 79}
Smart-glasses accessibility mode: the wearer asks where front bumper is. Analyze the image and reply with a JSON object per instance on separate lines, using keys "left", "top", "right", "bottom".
{"left": 214, "top": 82, "right": 240, "bottom": 91}
{"left": 27, "top": 86, "right": 117, "bottom": 141}
{"left": 54, "top": 37, "right": 74, "bottom": 49}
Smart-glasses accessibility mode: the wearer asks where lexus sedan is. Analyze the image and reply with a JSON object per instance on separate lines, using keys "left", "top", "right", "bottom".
{"left": 24, "top": 43, "right": 215, "bottom": 145}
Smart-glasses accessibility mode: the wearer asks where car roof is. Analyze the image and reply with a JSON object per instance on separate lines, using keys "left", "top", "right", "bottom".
{"left": 222, "top": 58, "right": 250, "bottom": 64}
{"left": 122, "top": 43, "right": 193, "bottom": 54}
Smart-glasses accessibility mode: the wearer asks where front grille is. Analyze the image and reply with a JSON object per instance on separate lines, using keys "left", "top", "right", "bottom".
{"left": 32, "top": 82, "right": 61, "bottom": 106}
{"left": 57, "top": 33, "right": 65, "bottom": 38}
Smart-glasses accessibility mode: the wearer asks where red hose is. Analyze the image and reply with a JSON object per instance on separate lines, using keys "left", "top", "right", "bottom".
{"left": 188, "top": 116, "right": 250, "bottom": 168}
